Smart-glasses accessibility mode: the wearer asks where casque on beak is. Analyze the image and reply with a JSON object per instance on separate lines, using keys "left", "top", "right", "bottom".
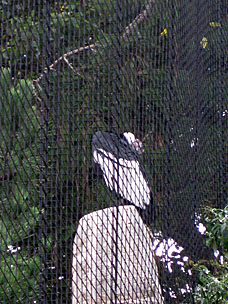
{"left": 132, "top": 138, "right": 144, "bottom": 154}
{"left": 123, "top": 132, "right": 144, "bottom": 154}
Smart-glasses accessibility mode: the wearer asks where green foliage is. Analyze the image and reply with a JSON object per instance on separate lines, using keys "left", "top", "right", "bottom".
{"left": 0, "top": 253, "right": 40, "bottom": 303}
{"left": 0, "top": 185, "right": 39, "bottom": 251}
{"left": 204, "top": 206, "right": 228, "bottom": 252}
{"left": 194, "top": 265, "right": 228, "bottom": 304}
{"left": 0, "top": 0, "right": 147, "bottom": 74}
{"left": 193, "top": 206, "right": 228, "bottom": 303}
{"left": 0, "top": 68, "right": 40, "bottom": 302}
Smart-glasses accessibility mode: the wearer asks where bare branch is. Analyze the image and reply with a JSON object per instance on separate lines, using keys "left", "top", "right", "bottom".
{"left": 33, "top": 44, "right": 97, "bottom": 83}
{"left": 122, "top": 0, "right": 156, "bottom": 41}
{"left": 63, "top": 57, "right": 76, "bottom": 72}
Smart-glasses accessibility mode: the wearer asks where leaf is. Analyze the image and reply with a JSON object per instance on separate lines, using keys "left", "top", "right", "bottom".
{"left": 209, "top": 21, "right": 221, "bottom": 28}
{"left": 221, "top": 223, "right": 227, "bottom": 234}
{"left": 200, "top": 37, "right": 208, "bottom": 49}
{"left": 0, "top": 67, "right": 11, "bottom": 93}
{"left": 160, "top": 28, "right": 168, "bottom": 36}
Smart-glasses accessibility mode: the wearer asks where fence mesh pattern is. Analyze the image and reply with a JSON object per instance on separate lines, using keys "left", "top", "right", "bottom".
{"left": 0, "top": 0, "right": 228, "bottom": 303}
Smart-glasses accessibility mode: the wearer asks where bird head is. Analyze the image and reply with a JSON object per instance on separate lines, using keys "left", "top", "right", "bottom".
{"left": 122, "top": 132, "right": 144, "bottom": 154}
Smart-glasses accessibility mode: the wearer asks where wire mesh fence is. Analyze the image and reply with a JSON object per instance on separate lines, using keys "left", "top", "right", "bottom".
{"left": 0, "top": 0, "right": 228, "bottom": 303}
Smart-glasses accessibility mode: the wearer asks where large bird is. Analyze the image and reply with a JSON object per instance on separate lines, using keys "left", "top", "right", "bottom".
{"left": 92, "top": 131, "right": 152, "bottom": 210}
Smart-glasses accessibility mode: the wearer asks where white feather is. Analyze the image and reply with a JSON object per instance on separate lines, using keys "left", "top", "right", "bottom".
{"left": 93, "top": 149, "right": 150, "bottom": 209}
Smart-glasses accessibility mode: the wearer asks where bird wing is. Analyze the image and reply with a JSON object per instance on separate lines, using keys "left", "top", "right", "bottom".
{"left": 93, "top": 148, "right": 150, "bottom": 209}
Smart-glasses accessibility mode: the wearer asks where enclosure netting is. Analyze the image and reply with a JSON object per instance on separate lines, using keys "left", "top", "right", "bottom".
{"left": 0, "top": 0, "right": 228, "bottom": 303}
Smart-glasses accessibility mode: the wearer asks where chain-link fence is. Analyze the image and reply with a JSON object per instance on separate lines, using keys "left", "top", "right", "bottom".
{"left": 0, "top": 0, "right": 228, "bottom": 303}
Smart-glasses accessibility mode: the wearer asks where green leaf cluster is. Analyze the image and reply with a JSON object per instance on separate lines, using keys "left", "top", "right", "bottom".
{"left": 193, "top": 206, "right": 228, "bottom": 303}
{"left": 0, "top": 68, "right": 41, "bottom": 302}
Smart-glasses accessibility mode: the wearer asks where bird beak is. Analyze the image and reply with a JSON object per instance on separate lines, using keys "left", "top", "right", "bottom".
{"left": 133, "top": 139, "right": 144, "bottom": 154}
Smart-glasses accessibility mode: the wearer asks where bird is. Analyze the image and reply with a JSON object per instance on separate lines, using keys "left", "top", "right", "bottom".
{"left": 92, "top": 131, "right": 152, "bottom": 210}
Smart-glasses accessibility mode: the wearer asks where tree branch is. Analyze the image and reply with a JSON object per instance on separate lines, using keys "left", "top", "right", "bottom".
{"left": 122, "top": 0, "right": 156, "bottom": 41}
{"left": 33, "top": 44, "right": 97, "bottom": 83}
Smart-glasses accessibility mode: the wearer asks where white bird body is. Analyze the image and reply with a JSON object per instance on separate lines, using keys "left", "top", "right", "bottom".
{"left": 92, "top": 131, "right": 151, "bottom": 209}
